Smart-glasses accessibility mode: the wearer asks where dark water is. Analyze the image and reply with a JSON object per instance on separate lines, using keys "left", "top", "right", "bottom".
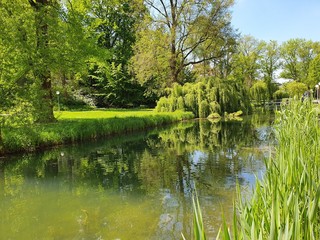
{"left": 0, "top": 114, "right": 274, "bottom": 240}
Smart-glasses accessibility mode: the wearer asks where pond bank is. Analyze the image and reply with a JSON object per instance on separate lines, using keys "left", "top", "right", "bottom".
{"left": 0, "top": 111, "right": 194, "bottom": 155}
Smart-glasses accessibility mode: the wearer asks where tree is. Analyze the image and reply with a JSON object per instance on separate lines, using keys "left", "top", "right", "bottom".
{"left": 250, "top": 81, "right": 268, "bottom": 104}
{"left": 0, "top": 0, "right": 39, "bottom": 121}
{"left": 0, "top": 0, "right": 103, "bottom": 122}
{"left": 80, "top": 0, "right": 148, "bottom": 107}
{"left": 259, "top": 40, "right": 281, "bottom": 99}
{"left": 280, "top": 39, "right": 316, "bottom": 84}
{"left": 155, "top": 77, "right": 252, "bottom": 117}
{"left": 131, "top": 18, "right": 171, "bottom": 97}
{"left": 307, "top": 54, "right": 320, "bottom": 88}
{"left": 230, "top": 35, "right": 263, "bottom": 88}
{"left": 284, "top": 81, "right": 308, "bottom": 98}
{"left": 134, "top": 0, "right": 236, "bottom": 87}
{"left": 27, "top": 0, "right": 71, "bottom": 122}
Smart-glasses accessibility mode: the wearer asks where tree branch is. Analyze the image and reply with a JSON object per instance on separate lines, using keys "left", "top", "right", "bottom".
{"left": 146, "top": 0, "right": 171, "bottom": 28}
{"left": 183, "top": 53, "right": 224, "bottom": 67}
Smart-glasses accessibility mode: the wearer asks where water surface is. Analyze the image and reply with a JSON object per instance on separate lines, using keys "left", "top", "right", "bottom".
{"left": 0, "top": 114, "right": 274, "bottom": 239}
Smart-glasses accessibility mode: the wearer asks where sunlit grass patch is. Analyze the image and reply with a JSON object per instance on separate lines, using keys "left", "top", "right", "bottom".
{"left": 1, "top": 110, "right": 194, "bottom": 154}
{"left": 55, "top": 109, "right": 155, "bottom": 120}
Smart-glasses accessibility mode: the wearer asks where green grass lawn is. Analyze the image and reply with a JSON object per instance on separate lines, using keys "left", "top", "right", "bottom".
{"left": 1, "top": 109, "right": 194, "bottom": 155}
{"left": 55, "top": 109, "right": 155, "bottom": 120}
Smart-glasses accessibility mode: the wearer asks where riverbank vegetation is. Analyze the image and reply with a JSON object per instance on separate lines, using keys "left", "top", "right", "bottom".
{"left": 186, "top": 100, "right": 320, "bottom": 239}
{"left": 2, "top": 1, "right": 320, "bottom": 126}
{"left": 0, "top": 110, "right": 193, "bottom": 155}
{"left": 190, "top": 100, "right": 320, "bottom": 239}
{"left": 2, "top": 1, "right": 320, "bottom": 239}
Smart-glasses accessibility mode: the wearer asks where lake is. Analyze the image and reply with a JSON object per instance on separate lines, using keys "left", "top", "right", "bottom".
{"left": 0, "top": 113, "right": 274, "bottom": 239}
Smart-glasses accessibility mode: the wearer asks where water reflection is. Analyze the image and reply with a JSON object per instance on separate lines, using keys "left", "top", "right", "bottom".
{"left": 0, "top": 114, "right": 274, "bottom": 239}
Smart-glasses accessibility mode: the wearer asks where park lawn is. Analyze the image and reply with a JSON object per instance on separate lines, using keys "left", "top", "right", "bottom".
{"left": 55, "top": 109, "right": 156, "bottom": 120}
{"left": 1, "top": 109, "right": 194, "bottom": 155}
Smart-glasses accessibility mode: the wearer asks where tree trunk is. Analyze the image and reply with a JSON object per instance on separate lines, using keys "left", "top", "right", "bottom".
{"left": 30, "top": 0, "right": 55, "bottom": 122}
{"left": 169, "top": 0, "right": 178, "bottom": 85}
{"left": 38, "top": 72, "right": 55, "bottom": 122}
{"left": 0, "top": 160, "right": 4, "bottom": 198}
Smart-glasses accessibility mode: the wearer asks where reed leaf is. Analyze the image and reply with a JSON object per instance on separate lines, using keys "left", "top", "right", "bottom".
{"left": 218, "top": 100, "right": 320, "bottom": 239}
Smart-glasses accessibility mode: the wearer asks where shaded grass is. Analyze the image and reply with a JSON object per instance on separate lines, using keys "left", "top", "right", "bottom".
{"left": 0, "top": 110, "right": 194, "bottom": 155}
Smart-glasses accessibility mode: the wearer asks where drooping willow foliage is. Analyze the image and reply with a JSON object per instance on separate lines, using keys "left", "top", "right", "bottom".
{"left": 155, "top": 77, "right": 252, "bottom": 118}
{"left": 250, "top": 81, "right": 269, "bottom": 104}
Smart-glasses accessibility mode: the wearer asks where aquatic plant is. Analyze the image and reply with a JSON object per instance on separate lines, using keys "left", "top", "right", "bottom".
{"left": 186, "top": 100, "right": 320, "bottom": 239}
{"left": 222, "top": 99, "right": 320, "bottom": 239}
{"left": 182, "top": 189, "right": 207, "bottom": 240}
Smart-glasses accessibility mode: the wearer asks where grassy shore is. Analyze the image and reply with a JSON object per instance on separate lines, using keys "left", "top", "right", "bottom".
{"left": 0, "top": 109, "right": 194, "bottom": 155}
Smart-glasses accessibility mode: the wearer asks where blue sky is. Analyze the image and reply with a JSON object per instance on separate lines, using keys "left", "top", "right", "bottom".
{"left": 231, "top": 0, "right": 320, "bottom": 43}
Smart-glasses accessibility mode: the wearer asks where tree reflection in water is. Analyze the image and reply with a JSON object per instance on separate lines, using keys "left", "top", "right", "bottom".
{"left": 0, "top": 113, "right": 274, "bottom": 239}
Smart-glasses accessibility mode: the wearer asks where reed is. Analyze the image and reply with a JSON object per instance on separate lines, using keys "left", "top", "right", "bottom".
{"left": 0, "top": 110, "right": 194, "bottom": 155}
{"left": 182, "top": 190, "right": 207, "bottom": 240}
{"left": 221, "top": 100, "right": 320, "bottom": 239}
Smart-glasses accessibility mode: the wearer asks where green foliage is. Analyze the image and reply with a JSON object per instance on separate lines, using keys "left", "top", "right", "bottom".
{"left": 80, "top": 0, "right": 149, "bottom": 108}
{"left": 230, "top": 35, "right": 263, "bottom": 88}
{"left": 307, "top": 54, "right": 320, "bottom": 88}
{"left": 182, "top": 190, "right": 207, "bottom": 240}
{"left": 0, "top": 110, "right": 194, "bottom": 154}
{"left": 220, "top": 100, "right": 320, "bottom": 239}
{"left": 280, "top": 39, "right": 318, "bottom": 82}
{"left": 283, "top": 81, "right": 308, "bottom": 98}
{"left": 199, "top": 100, "right": 210, "bottom": 118}
{"left": 0, "top": 0, "right": 104, "bottom": 122}
{"left": 209, "top": 101, "right": 221, "bottom": 115}
{"left": 273, "top": 89, "right": 289, "bottom": 100}
{"left": 260, "top": 40, "right": 281, "bottom": 97}
{"left": 155, "top": 78, "right": 252, "bottom": 118}
{"left": 131, "top": 21, "right": 171, "bottom": 96}
{"left": 133, "top": 0, "right": 236, "bottom": 89}
{"left": 207, "top": 112, "right": 221, "bottom": 119}
{"left": 250, "top": 81, "right": 268, "bottom": 103}
{"left": 192, "top": 189, "right": 206, "bottom": 240}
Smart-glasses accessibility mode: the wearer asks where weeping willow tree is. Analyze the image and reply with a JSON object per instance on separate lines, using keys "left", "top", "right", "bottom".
{"left": 155, "top": 77, "right": 252, "bottom": 118}
{"left": 250, "top": 81, "right": 268, "bottom": 104}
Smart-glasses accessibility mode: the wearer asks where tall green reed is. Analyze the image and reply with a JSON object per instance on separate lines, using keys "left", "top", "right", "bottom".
{"left": 220, "top": 100, "right": 320, "bottom": 239}
{"left": 182, "top": 189, "right": 207, "bottom": 240}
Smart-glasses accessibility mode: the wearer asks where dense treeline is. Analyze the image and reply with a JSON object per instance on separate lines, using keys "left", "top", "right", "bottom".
{"left": 1, "top": 0, "right": 320, "bottom": 122}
